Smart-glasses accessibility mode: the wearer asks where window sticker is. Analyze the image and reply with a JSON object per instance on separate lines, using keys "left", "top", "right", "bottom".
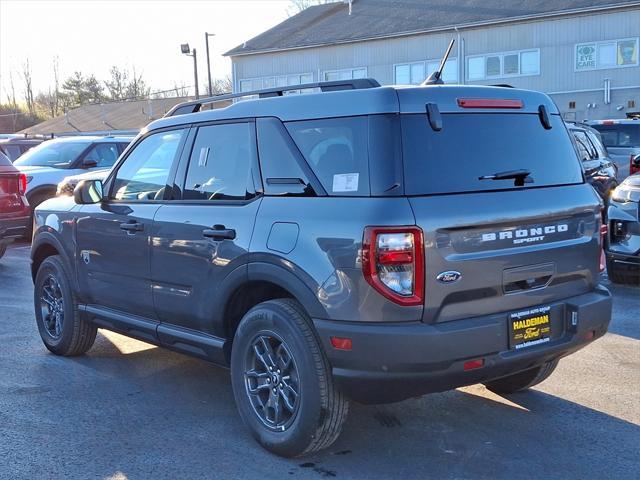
{"left": 333, "top": 173, "right": 359, "bottom": 192}
{"left": 198, "top": 147, "right": 209, "bottom": 167}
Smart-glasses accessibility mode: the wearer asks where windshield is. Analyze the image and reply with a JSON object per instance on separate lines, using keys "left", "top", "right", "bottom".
{"left": 401, "top": 113, "right": 584, "bottom": 195}
{"left": 590, "top": 124, "right": 640, "bottom": 148}
{"left": 14, "top": 141, "right": 88, "bottom": 169}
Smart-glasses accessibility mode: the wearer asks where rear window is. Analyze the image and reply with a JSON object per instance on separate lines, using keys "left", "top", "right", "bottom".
{"left": 402, "top": 113, "right": 583, "bottom": 195}
{"left": 285, "top": 116, "right": 370, "bottom": 196}
{"left": 590, "top": 124, "right": 640, "bottom": 148}
{"left": 0, "top": 151, "right": 11, "bottom": 166}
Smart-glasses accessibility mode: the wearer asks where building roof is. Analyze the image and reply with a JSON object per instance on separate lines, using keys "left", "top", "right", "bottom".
{"left": 225, "top": 0, "right": 640, "bottom": 56}
{"left": 20, "top": 96, "right": 229, "bottom": 136}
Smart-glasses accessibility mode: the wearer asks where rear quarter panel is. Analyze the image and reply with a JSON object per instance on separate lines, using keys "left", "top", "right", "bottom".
{"left": 250, "top": 196, "right": 420, "bottom": 322}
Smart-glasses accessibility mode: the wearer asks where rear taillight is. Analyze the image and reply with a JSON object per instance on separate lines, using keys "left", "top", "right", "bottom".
{"left": 362, "top": 226, "right": 424, "bottom": 306}
{"left": 18, "top": 173, "right": 27, "bottom": 195}
{"left": 630, "top": 155, "right": 640, "bottom": 175}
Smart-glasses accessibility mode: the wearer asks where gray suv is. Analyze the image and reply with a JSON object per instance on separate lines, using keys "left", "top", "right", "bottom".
{"left": 30, "top": 80, "right": 612, "bottom": 457}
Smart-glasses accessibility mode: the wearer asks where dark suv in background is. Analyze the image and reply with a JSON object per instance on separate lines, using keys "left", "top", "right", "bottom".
{"left": 0, "top": 137, "right": 43, "bottom": 162}
{"left": 566, "top": 122, "right": 618, "bottom": 202}
{"left": 30, "top": 81, "right": 612, "bottom": 457}
{"left": 0, "top": 151, "right": 29, "bottom": 259}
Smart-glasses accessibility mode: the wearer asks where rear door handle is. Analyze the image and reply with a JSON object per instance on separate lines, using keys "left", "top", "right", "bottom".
{"left": 120, "top": 221, "right": 144, "bottom": 232}
{"left": 203, "top": 226, "right": 236, "bottom": 240}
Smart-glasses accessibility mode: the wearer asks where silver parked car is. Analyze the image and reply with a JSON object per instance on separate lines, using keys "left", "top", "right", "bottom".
{"left": 587, "top": 118, "right": 640, "bottom": 180}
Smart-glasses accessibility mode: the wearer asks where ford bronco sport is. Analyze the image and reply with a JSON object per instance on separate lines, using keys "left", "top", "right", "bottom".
{"left": 31, "top": 79, "right": 612, "bottom": 457}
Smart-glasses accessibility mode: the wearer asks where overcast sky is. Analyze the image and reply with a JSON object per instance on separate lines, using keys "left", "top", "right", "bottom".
{"left": 0, "top": 0, "right": 292, "bottom": 100}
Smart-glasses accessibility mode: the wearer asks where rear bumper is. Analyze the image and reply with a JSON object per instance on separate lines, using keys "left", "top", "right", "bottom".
{"left": 0, "top": 214, "right": 30, "bottom": 242}
{"left": 314, "top": 286, "right": 612, "bottom": 404}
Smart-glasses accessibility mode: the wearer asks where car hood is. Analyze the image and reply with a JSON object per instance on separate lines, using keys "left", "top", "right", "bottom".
{"left": 14, "top": 165, "right": 60, "bottom": 175}
{"left": 63, "top": 168, "right": 111, "bottom": 182}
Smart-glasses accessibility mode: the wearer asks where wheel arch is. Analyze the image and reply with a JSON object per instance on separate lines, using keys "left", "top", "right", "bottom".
{"left": 31, "top": 233, "right": 73, "bottom": 284}
{"left": 222, "top": 262, "right": 328, "bottom": 345}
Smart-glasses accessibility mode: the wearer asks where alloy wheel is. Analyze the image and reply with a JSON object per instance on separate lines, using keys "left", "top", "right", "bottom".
{"left": 40, "top": 274, "right": 64, "bottom": 340}
{"left": 244, "top": 332, "right": 300, "bottom": 431}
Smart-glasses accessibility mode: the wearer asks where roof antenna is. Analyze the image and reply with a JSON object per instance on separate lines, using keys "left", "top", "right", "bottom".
{"left": 422, "top": 38, "right": 455, "bottom": 86}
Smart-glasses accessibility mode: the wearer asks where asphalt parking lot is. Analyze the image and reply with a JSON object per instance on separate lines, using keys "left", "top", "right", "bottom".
{"left": 0, "top": 242, "right": 638, "bottom": 480}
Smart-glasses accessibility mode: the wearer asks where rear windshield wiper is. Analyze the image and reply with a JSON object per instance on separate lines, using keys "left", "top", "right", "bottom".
{"left": 479, "top": 169, "right": 533, "bottom": 187}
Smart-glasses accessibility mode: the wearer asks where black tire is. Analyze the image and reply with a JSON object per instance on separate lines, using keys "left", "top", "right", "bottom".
{"left": 34, "top": 255, "right": 97, "bottom": 356}
{"left": 231, "top": 298, "right": 349, "bottom": 457}
{"left": 607, "top": 258, "right": 640, "bottom": 285}
{"left": 484, "top": 359, "right": 559, "bottom": 394}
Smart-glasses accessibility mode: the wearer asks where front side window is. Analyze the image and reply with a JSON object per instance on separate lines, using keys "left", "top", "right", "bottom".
{"left": 285, "top": 116, "right": 370, "bottom": 196}
{"left": 183, "top": 123, "right": 256, "bottom": 201}
{"left": 83, "top": 143, "right": 120, "bottom": 168}
{"left": 111, "top": 129, "right": 185, "bottom": 201}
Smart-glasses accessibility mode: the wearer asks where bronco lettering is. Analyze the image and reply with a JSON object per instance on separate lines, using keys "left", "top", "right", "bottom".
{"left": 482, "top": 224, "right": 568, "bottom": 244}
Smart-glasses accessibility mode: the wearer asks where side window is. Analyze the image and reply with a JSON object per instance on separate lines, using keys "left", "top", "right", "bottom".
{"left": 257, "top": 118, "right": 313, "bottom": 196}
{"left": 285, "top": 116, "right": 370, "bottom": 196}
{"left": 111, "top": 129, "right": 185, "bottom": 201}
{"left": 573, "top": 131, "right": 595, "bottom": 161}
{"left": 183, "top": 123, "right": 256, "bottom": 201}
{"left": 117, "top": 142, "right": 131, "bottom": 154}
{"left": 586, "top": 131, "right": 608, "bottom": 159}
{"left": 4, "top": 145, "right": 22, "bottom": 161}
{"left": 83, "top": 143, "right": 120, "bottom": 168}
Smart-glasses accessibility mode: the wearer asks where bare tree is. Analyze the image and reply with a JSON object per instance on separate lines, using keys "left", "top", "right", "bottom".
{"left": 125, "top": 66, "right": 150, "bottom": 100}
{"left": 53, "top": 56, "right": 60, "bottom": 115}
{"left": 105, "top": 66, "right": 128, "bottom": 100}
{"left": 22, "top": 60, "right": 35, "bottom": 115}
{"left": 287, "top": 0, "right": 336, "bottom": 16}
{"left": 205, "top": 76, "right": 233, "bottom": 95}
{"left": 7, "top": 71, "right": 17, "bottom": 108}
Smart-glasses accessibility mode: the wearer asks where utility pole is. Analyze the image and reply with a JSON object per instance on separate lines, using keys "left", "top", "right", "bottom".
{"left": 181, "top": 43, "right": 199, "bottom": 99}
{"left": 205, "top": 32, "right": 215, "bottom": 95}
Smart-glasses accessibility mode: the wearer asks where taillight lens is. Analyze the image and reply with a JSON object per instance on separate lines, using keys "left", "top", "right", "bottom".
{"left": 362, "top": 226, "right": 424, "bottom": 306}
{"left": 18, "top": 173, "right": 27, "bottom": 195}
{"left": 630, "top": 155, "right": 640, "bottom": 175}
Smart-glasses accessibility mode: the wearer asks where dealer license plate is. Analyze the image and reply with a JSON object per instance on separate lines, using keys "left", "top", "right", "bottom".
{"left": 510, "top": 306, "right": 552, "bottom": 350}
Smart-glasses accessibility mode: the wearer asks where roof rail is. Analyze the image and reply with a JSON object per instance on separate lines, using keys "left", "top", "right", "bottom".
{"left": 164, "top": 78, "right": 381, "bottom": 117}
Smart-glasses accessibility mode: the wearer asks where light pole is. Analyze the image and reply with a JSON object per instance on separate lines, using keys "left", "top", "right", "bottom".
{"left": 205, "top": 32, "right": 215, "bottom": 96}
{"left": 181, "top": 43, "right": 199, "bottom": 99}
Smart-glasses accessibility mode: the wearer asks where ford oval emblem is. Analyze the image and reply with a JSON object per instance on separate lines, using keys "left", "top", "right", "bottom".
{"left": 436, "top": 271, "right": 462, "bottom": 284}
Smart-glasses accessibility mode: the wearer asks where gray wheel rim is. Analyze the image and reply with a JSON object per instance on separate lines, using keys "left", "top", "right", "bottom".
{"left": 40, "top": 274, "right": 64, "bottom": 340}
{"left": 243, "top": 331, "right": 300, "bottom": 432}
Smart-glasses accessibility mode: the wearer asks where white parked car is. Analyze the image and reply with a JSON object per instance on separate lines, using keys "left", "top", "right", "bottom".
{"left": 14, "top": 136, "right": 132, "bottom": 234}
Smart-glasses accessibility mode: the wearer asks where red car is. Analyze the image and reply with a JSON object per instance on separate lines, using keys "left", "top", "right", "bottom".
{"left": 0, "top": 151, "right": 30, "bottom": 259}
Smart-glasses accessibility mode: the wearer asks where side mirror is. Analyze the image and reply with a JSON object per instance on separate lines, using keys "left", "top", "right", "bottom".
{"left": 631, "top": 154, "right": 640, "bottom": 175}
{"left": 82, "top": 158, "right": 98, "bottom": 168}
{"left": 74, "top": 179, "right": 104, "bottom": 204}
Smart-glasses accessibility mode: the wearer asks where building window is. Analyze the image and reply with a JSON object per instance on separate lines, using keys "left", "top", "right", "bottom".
{"left": 394, "top": 59, "right": 458, "bottom": 85}
{"left": 467, "top": 49, "right": 540, "bottom": 80}
{"left": 238, "top": 73, "right": 314, "bottom": 94}
{"left": 569, "top": 101, "right": 576, "bottom": 109}
{"left": 576, "top": 38, "right": 639, "bottom": 71}
{"left": 323, "top": 67, "right": 367, "bottom": 81}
